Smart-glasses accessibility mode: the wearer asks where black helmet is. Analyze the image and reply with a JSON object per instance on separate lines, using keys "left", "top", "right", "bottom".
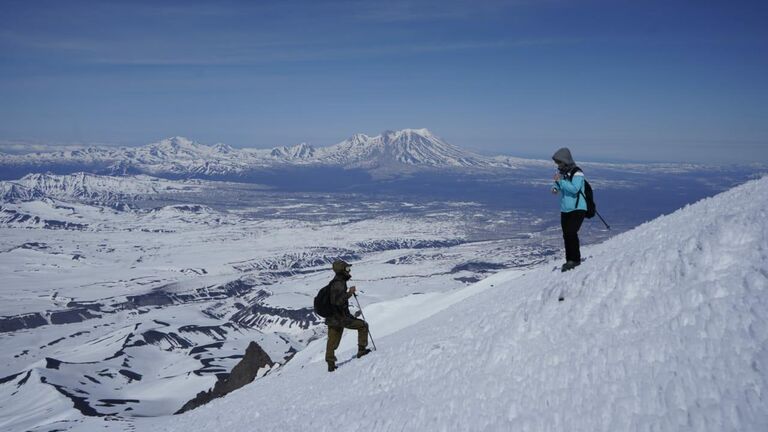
{"left": 332, "top": 259, "right": 351, "bottom": 274}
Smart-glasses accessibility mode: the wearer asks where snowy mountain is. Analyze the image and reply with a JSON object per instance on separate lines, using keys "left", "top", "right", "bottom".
{"left": 312, "top": 128, "right": 500, "bottom": 169}
{"left": 135, "top": 176, "right": 767, "bottom": 432}
{"left": 269, "top": 142, "right": 316, "bottom": 160}
{"left": 0, "top": 172, "right": 206, "bottom": 204}
{"left": 0, "top": 129, "right": 517, "bottom": 180}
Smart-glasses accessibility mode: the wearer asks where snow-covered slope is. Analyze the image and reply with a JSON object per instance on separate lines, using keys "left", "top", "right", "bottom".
{"left": 0, "top": 172, "right": 205, "bottom": 203}
{"left": 147, "top": 176, "right": 768, "bottom": 432}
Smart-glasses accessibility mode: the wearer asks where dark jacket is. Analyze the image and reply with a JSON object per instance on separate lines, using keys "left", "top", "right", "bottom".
{"left": 325, "top": 274, "right": 353, "bottom": 327}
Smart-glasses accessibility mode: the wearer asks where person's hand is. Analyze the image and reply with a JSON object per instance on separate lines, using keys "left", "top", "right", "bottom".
{"left": 551, "top": 187, "right": 559, "bottom": 195}
{"left": 553, "top": 173, "right": 561, "bottom": 181}
{"left": 349, "top": 286, "right": 357, "bottom": 295}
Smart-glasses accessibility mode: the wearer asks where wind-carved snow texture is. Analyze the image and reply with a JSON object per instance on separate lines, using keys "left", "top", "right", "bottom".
{"left": 144, "top": 177, "right": 768, "bottom": 432}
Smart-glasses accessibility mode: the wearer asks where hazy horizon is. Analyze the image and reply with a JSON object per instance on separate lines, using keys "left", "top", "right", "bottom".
{"left": 1, "top": 0, "right": 766, "bottom": 164}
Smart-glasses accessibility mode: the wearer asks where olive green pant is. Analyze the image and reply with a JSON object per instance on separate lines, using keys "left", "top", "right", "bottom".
{"left": 325, "top": 319, "right": 369, "bottom": 363}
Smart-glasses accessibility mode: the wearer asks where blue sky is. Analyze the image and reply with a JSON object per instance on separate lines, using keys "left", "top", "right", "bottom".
{"left": 0, "top": 0, "right": 766, "bottom": 163}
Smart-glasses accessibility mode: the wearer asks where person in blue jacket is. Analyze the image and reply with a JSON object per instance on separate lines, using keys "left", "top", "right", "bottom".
{"left": 551, "top": 147, "right": 587, "bottom": 272}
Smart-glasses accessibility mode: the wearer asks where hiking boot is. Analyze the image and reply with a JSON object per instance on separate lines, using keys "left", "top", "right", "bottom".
{"left": 356, "top": 348, "right": 372, "bottom": 359}
{"left": 327, "top": 361, "right": 337, "bottom": 372}
{"left": 561, "top": 260, "right": 580, "bottom": 272}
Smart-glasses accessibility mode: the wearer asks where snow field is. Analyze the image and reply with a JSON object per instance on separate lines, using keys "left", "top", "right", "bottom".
{"left": 146, "top": 176, "right": 768, "bottom": 432}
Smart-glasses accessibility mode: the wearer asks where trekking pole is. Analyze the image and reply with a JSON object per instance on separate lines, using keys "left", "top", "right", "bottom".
{"left": 579, "top": 190, "right": 611, "bottom": 230}
{"left": 353, "top": 293, "right": 377, "bottom": 351}
{"left": 594, "top": 209, "right": 610, "bottom": 230}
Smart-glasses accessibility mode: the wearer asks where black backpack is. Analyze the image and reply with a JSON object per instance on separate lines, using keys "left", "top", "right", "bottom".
{"left": 569, "top": 167, "right": 596, "bottom": 219}
{"left": 313, "top": 283, "right": 334, "bottom": 318}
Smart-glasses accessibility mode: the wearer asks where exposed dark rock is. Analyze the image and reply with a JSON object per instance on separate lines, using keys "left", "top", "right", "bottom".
{"left": 50, "top": 308, "right": 101, "bottom": 325}
{"left": 40, "top": 376, "right": 104, "bottom": 417}
{"left": 189, "top": 342, "right": 224, "bottom": 355}
{"left": 19, "top": 242, "right": 49, "bottom": 250}
{"left": 47, "top": 337, "right": 67, "bottom": 346}
{"left": 141, "top": 330, "right": 192, "bottom": 350}
{"left": 178, "top": 325, "right": 227, "bottom": 339}
{"left": 118, "top": 369, "right": 142, "bottom": 382}
{"left": 176, "top": 341, "right": 274, "bottom": 414}
{"left": 64, "top": 301, "right": 100, "bottom": 311}
{"left": 125, "top": 291, "right": 174, "bottom": 307}
{"left": 0, "top": 371, "right": 25, "bottom": 385}
{"left": 97, "top": 370, "right": 115, "bottom": 379}
{"left": 124, "top": 339, "right": 148, "bottom": 348}
{"left": 0, "top": 312, "right": 48, "bottom": 333}
{"left": 68, "top": 331, "right": 91, "bottom": 338}
{"left": 120, "top": 279, "right": 256, "bottom": 310}
{"left": 230, "top": 303, "right": 319, "bottom": 330}
{"left": 17, "top": 370, "right": 31, "bottom": 387}
{"left": 230, "top": 251, "right": 359, "bottom": 274}
{"left": 46, "top": 358, "right": 62, "bottom": 370}
{"left": 356, "top": 239, "right": 462, "bottom": 252}
{"left": 455, "top": 276, "right": 483, "bottom": 283}
{"left": 42, "top": 219, "right": 89, "bottom": 230}
{"left": 96, "top": 399, "right": 140, "bottom": 407}
{"left": 450, "top": 261, "right": 508, "bottom": 273}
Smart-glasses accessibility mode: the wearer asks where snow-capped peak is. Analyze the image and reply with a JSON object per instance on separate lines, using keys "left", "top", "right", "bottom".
{"left": 212, "top": 142, "right": 234, "bottom": 154}
{"left": 270, "top": 142, "right": 316, "bottom": 160}
{"left": 146, "top": 136, "right": 205, "bottom": 154}
{"left": 382, "top": 128, "right": 434, "bottom": 140}
{"left": 317, "top": 128, "right": 493, "bottom": 169}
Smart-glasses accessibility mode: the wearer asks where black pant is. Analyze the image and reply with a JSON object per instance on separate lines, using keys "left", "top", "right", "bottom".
{"left": 561, "top": 211, "right": 586, "bottom": 262}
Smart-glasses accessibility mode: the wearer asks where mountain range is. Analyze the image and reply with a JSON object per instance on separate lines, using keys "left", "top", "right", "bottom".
{"left": 0, "top": 129, "right": 538, "bottom": 180}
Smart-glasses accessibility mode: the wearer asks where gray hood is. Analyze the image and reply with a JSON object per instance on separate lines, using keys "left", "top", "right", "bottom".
{"left": 552, "top": 147, "right": 576, "bottom": 168}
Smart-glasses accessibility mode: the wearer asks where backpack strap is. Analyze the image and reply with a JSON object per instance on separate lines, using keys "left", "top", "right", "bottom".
{"left": 569, "top": 167, "right": 585, "bottom": 208}
{"left": 567, "top": 166, "right": 582, "bottom": 181}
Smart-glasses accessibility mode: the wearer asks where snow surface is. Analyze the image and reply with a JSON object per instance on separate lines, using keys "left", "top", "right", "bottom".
{"left": 135, "top": 176, "right": 768, "bottom": 432}
{"left": 1, "top": 175, "right": 562, "bottom": 430}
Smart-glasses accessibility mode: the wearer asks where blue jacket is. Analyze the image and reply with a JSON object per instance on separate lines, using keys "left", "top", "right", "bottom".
{"left": 554, "top": 171, "right": 587, "bottom": 213}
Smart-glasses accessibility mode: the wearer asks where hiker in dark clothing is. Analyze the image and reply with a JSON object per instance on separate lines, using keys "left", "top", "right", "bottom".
{"left": 551, "top": 148, "right": 587, "bottom": 272}
{"left": 325, "top": 260, "right": 371, "bottom": 372}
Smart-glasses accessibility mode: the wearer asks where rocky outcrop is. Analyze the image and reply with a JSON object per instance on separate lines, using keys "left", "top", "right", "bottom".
{"left": 230, "top": 303, "right": 319, "bottom": 330}
{"left": 176, "top": 341, "right": 274, "bottom": 414}
{"left": 0, "top": 313, "right": 48, "bottom": 333}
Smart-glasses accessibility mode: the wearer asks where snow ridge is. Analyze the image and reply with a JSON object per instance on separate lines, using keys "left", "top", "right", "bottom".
{"left": 153, "top": 176, "right": 768, "bottom": 432}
